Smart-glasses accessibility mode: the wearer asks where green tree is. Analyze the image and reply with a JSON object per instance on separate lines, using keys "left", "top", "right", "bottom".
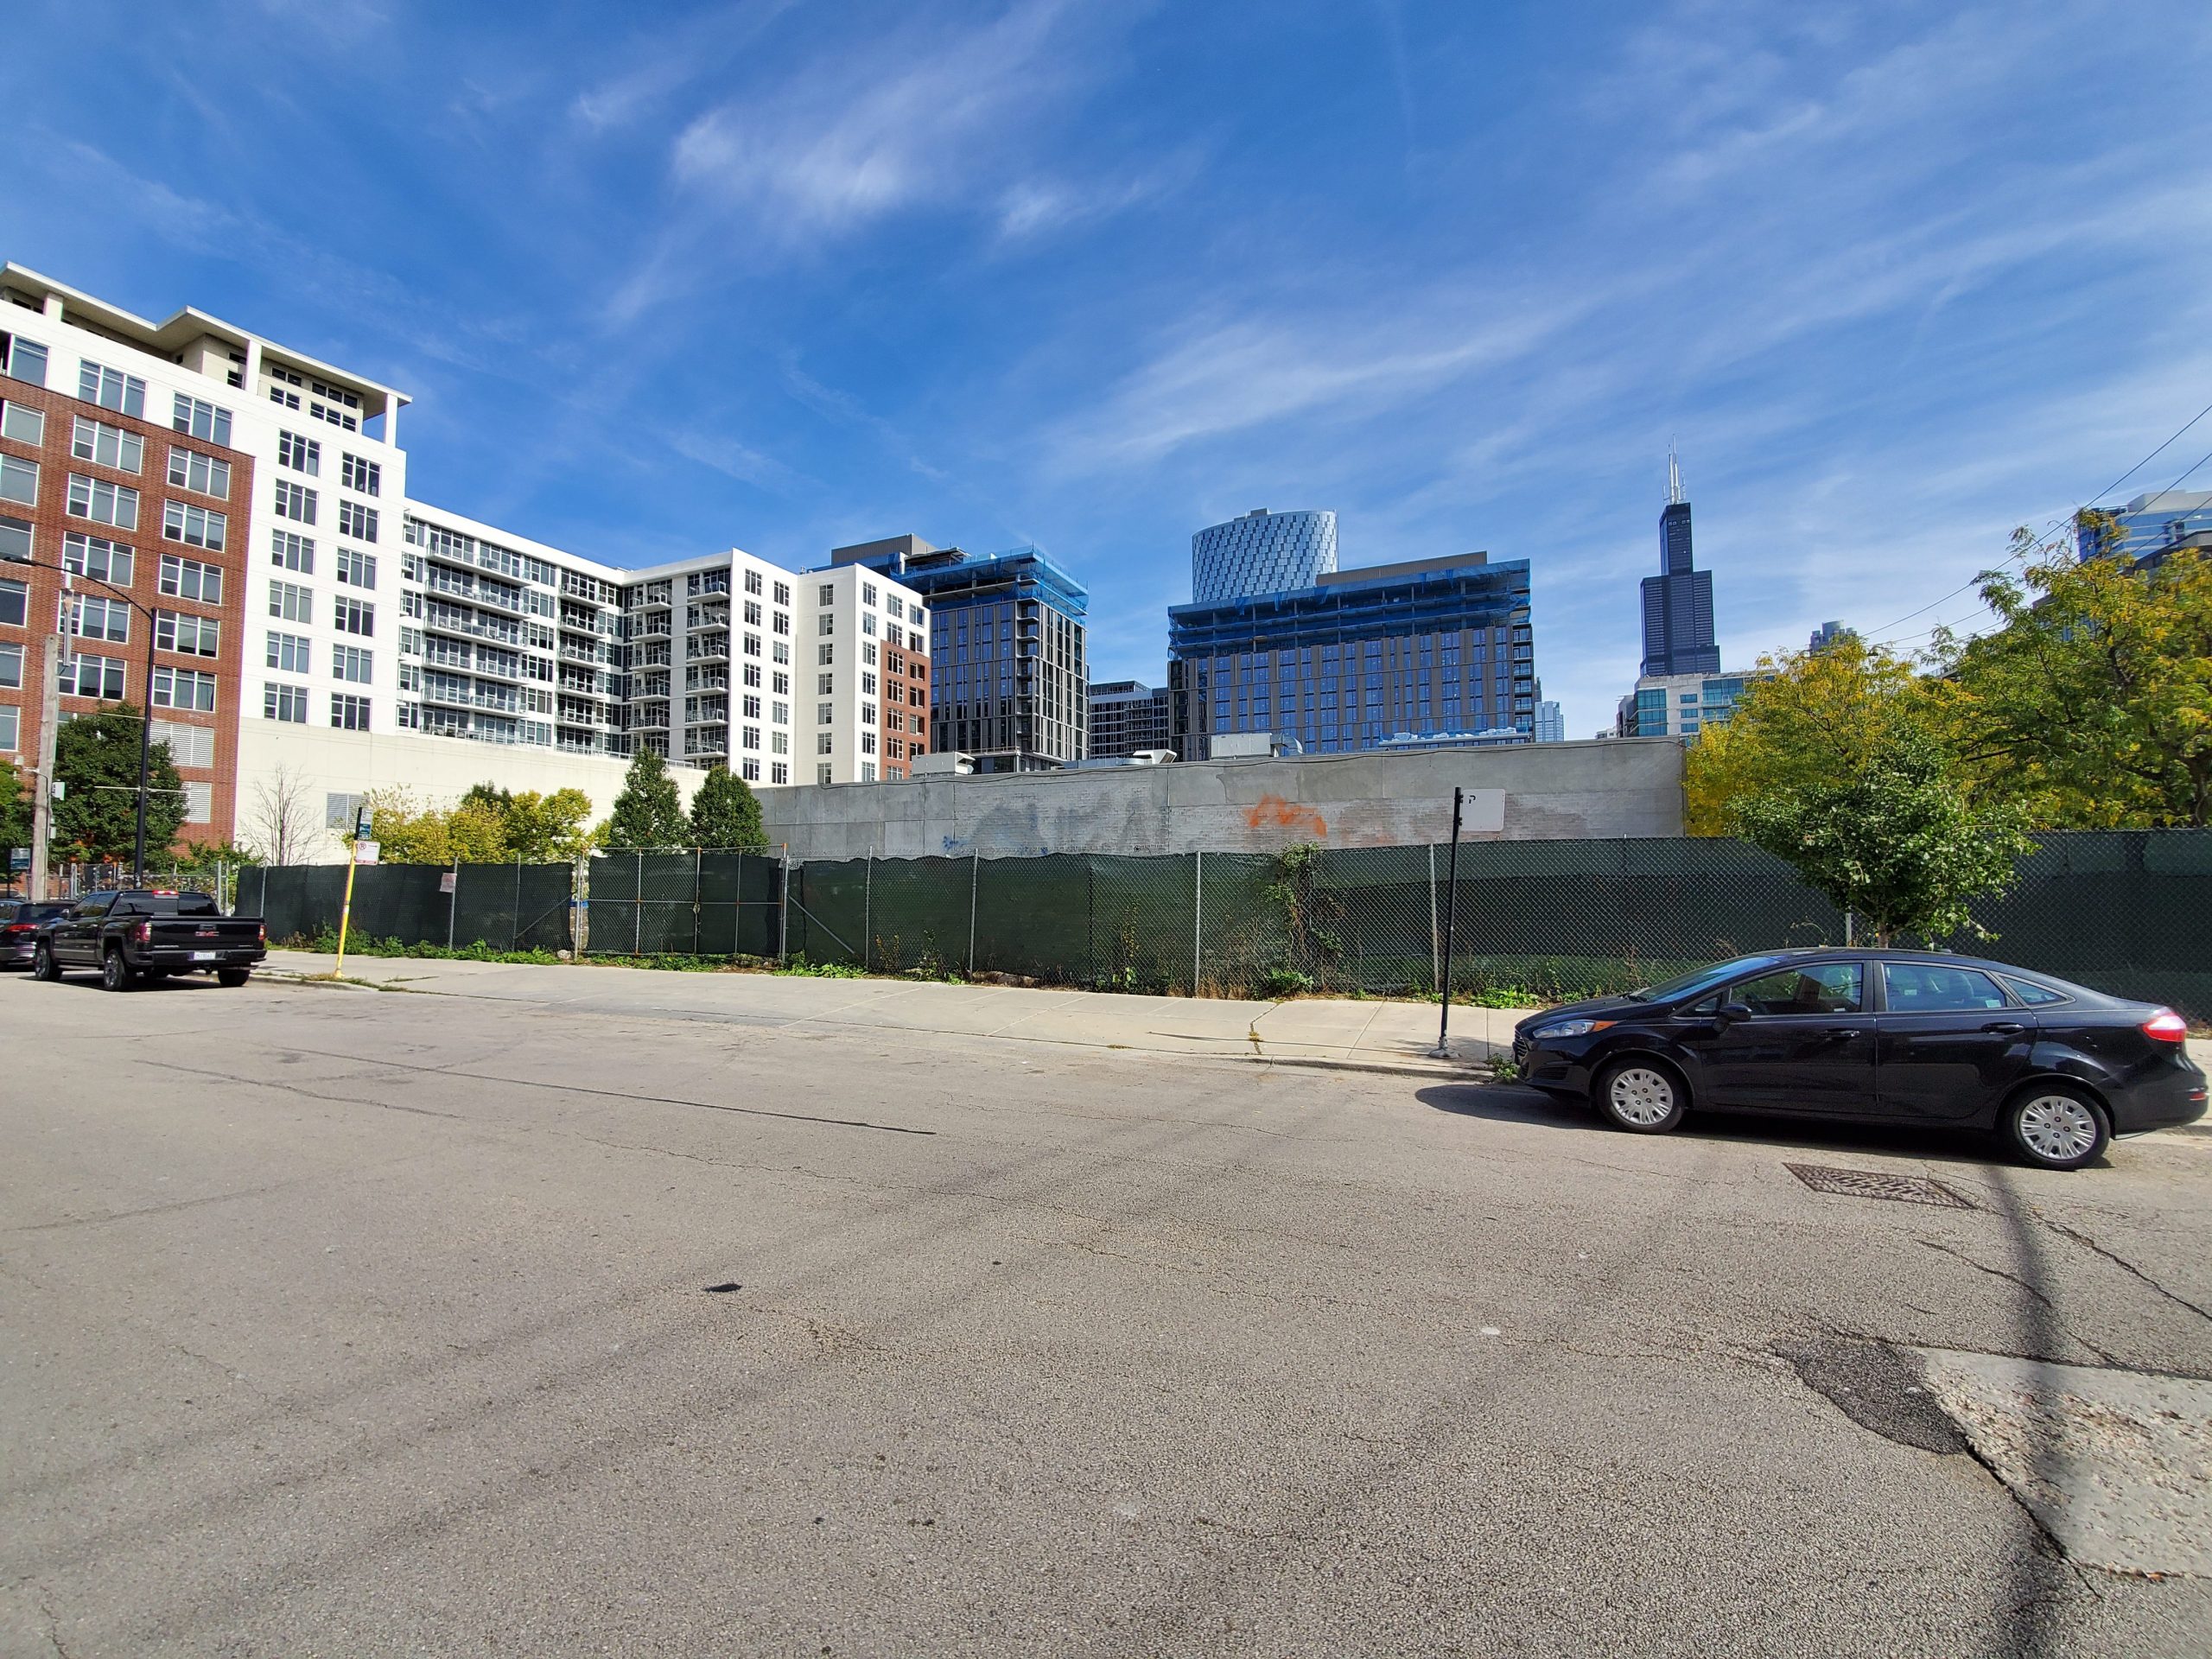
{"left": 505, "top": 788, "right": 600, "bottom": 861}
{"left": 1730, "top": 728, "right": 2035, "bottom": 945}
{"left": 607, "top": 747, "right": 688, "bottom": 849}
{"left": 688, "top": 764, "right": 766, "bottom": 850}
{"left": 1929, "top": 528, "right": 2212, "bottom": 826}
{"left": 54, "top": 706, "right": 185, "bottom": 863}
{"left": 1683, "top": 637, "right": 1929, "bottom": 835}
{"left": 0, "top": 756, "right": 30, "bottom": 862}
{"left": 358, "top": 787, "right": 508, "bottom": 864}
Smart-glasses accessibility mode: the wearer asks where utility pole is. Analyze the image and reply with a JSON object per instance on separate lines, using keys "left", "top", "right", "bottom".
{"left": 28, "top": 639, "right": 60, "bottom": 900}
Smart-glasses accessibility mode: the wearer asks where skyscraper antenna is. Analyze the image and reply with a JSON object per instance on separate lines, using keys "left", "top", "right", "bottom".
{"left": 1667, "top": 440, "right": 1684, "bottom": 505}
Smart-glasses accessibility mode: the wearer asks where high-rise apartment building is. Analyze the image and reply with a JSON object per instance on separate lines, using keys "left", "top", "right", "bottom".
{"left": 1087, "top": 679, "right": 1173, "bottom": 758}
{"left": 1167, "top": 551, "right": 1535, "bottom": 760}
{"left": 1191, "top": 508, "right": 1338, "bottom": 603}
{"left": 604, "top": 550, "right": 928, "bottom": 786}
{"left": 1, "top": 264, "right": 408, "bottom": 845}
{"left": 831, "top": 535, "right": 1086, "bottom": 772}
{"left": 2, "top": 262, "right": 936, "bottom": 870}
{"left": 1640, "top": 451, "right": 1719, "bottom": 678}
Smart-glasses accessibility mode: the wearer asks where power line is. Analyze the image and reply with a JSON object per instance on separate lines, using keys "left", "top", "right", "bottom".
{"left": 2085, "top": 396, "right": 2212, "bottom": 508}
{"left": 2152, "top": 440, "right": 2212, "bottom": 499}
{"left": 1859, "top": 395, "right": 2212, "bottom": 645}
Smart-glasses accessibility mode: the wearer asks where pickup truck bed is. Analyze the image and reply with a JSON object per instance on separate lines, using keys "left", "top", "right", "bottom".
{"left": 33, "top": 889, "right": 268, "bottom": 990}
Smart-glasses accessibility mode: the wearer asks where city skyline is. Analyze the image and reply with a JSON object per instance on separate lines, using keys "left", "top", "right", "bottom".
{"left": 5, "top": 2, "right": 2208, "bottom": 737}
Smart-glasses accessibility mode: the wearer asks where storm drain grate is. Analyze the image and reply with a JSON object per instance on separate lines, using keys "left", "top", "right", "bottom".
{"left": 1785, "top": 1164, "right": 1974, "bottom": 1209}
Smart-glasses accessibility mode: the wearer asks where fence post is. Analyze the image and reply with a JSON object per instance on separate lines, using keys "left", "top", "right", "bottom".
{"left": 448, "top": 858, "right": 459, "bottom": 949}
{"left": 779, "top": 847, "right": 790, "bottom": 963}
{"left": 863, "top": 852, "right": 874, "bottom": 972}
{"left": 968, "top": 850, "right": 979, "bottom": 976}
{"left": 512, "top": 855, "right": 523, "bottom": 953}
{"left": 634, "top": 850, "right": 643, "bottom": 956}
{"left": 572, "top": 857, "right": 588, "bottom": 956}
{"left": 1192, "top": 849, "right": 1202, "bottom": 995}
{"left": 692, "top": 845, "right": 702, "bottom": 957}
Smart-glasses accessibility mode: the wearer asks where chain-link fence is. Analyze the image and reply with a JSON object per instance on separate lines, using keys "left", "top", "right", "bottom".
{"left": 226, "top": 830, "right": 2212, "bottom": 1020}
{"left": 238, "top": 857, "right": 574, "bottom": 955}
{"left": 582, "top": 852, "right": 782, "bottom": 957}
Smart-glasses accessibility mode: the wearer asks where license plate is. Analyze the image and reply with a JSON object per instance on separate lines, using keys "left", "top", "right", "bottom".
{"left": 192, "top": 950, "right": 216, "bottom": 962}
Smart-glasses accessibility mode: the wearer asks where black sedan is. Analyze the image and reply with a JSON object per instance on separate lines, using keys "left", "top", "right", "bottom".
{"left": 1511, "top": 949, "right": 2206, "bottom": 1170}
{"left": 0, "top": 902, "right": 73, "bottom": 970}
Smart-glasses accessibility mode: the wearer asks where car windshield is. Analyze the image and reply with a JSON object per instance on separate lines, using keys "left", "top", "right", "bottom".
{"left": 1624, "top": 954, "right": 1787, "bottom": 1003}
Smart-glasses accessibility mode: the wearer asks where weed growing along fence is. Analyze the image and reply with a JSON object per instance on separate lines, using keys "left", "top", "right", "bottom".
{"left": 232, "top": 830, "right": 2212, "bottom": 1020}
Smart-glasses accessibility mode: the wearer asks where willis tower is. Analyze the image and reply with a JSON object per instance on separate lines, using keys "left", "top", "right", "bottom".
{"left": 1639, "top": 448, "right": 1719, "bottom": 677}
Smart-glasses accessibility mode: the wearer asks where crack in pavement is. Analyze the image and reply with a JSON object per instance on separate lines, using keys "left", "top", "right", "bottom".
{"left": 2037, "top": 1212, "right": 2212, "bottom": 1325}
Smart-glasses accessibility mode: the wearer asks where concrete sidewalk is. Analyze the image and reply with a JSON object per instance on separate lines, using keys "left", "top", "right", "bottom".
{"left": 259, "top": 950, "right": 1522, "bottom": 1077}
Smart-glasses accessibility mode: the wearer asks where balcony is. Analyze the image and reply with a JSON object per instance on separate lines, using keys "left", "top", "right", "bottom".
{"left": 423, "top": 602, "right": 523, "bottom": 648}
{"left": 559, "top": 639, "right": 612, "bottom": 665}
{"left": 685, "top": 667, "right": 728, "bottom": 691}
{"left": 688, "top": 632, "right": 729, "bottom": 664}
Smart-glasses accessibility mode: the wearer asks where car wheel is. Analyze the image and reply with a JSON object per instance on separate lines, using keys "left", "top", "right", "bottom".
{"left": 31, "top": 942, "right": 60, "bottom": 982}
{"left": 2006, "top": 1087, "right": 2108, "bottom": 1171}
{"left": 101, "top": 947, "right": 135, "bottom": 993}
{"left": 1597, "top": 1059, "right": 1686, "bottom": 1134}
{"left": 217, "top": 969, "right": 251, "bottom": 988}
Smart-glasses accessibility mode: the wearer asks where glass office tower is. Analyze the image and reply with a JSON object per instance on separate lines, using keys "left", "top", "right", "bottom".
{"left": 1166, "top": 553, "right": 1535, "bottom": 760}
{"left": 1191, "top": 509, "right": 1338, "bottom": 603}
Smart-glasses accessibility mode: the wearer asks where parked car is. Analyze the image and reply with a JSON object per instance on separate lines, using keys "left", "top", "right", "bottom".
{"left": 1510, "top": 949, "right": 2206, "bottom": 1170}
{"left": 30, "top": 889, "right": 267, "bottom": 991}
{"left": 2, "top": 902, "right": 73, "bottom": 970}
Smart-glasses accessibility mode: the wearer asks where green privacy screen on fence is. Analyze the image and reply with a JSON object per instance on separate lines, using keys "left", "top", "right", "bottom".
{"left": 234, "top": 830, "right": 2212, "bottom": 1021}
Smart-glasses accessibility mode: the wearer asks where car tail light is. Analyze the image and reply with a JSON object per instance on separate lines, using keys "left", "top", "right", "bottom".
{"left": 257, "top": 923, "right": 266, "bottom": 945}
{"left": 2143, "top": 1010, "right": 2189, "bottom": 1043}
{"left": 130, "top": 918, "right": 152, "bottom": 944}
{"left": 3, "top": 923, "right": 29, "bottom": 935}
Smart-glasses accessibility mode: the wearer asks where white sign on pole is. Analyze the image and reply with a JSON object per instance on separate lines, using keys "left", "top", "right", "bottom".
{"left": 354, "top": 840, "right": 381, "bottom": 865}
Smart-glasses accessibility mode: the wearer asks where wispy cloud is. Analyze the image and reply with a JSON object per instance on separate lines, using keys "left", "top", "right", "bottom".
{"left": 666, "top": 0, "right": 1082, "bottom": 233}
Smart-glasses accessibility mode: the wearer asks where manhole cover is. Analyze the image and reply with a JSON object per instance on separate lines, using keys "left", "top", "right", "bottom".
{"left": 1785, "top": 1163, "right": 1973, "bottom": 1208}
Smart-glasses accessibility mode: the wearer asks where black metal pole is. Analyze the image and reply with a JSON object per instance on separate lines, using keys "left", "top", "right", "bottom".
{"left": 133, "top": 615, "right": 155, "bottom": 885}
{"left": 1433, "top": 786, "right": 1464, "bottom": 1058}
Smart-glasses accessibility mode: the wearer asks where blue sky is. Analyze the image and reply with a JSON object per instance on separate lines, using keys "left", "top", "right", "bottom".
{"left": 7, "top": 0, "right": 2210, "bottom": 737}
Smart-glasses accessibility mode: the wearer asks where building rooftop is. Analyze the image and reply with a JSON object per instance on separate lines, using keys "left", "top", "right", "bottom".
{"left": 1, "top": 260, "right": 408, "bottom": 423}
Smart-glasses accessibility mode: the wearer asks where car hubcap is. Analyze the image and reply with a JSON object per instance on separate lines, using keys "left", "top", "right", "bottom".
{"left": 1609, "top": 1067, "right": 1675, "bottom": 1125}
{"left": 2019, "top": 1096, "right": 2098, "bottom": 1162}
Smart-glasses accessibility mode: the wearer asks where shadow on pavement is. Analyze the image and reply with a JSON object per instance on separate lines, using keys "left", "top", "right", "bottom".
{"left": 1415, "top": 1079, "right": 2024, "bottom": 1168}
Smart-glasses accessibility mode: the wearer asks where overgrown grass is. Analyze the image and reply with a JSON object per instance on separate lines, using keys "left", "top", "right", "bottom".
{"left": 293, "top": 930, "right": 563, "bottom": 965}
{"left": 274, "top": 931, "right": 1601, "bottom": 1007}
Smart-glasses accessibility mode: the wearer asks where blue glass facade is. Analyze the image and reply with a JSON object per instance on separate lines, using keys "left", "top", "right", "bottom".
{"left": 1618, "top": 671, "right": 1751, "bottom": 739}
{"left": 1166, "top": 555, "right": 1535, "bottom": 760}
{"left": 1192, "top": 509, "right": 1338, "bottom": 603}
{"left": 833, "top": 536, "right": 1090, "bottom": 768}
{"left": 2077, "top": 490, "right": 2212, "bottom": 566}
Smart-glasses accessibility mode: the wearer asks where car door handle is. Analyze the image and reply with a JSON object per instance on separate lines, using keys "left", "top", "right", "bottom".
{"left": 1982, "top": 1021, "right": 2026, "bottom": 1033}
{"left": 1825, "top": 1028, "right": 1864, "bottom": 1039}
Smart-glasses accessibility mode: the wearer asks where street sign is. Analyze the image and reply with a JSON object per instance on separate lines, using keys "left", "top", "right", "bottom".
{"left": 354, "top": 840, "right": 380, "bottom": 865}
{"left": 355, "top": 804, "right": 374, "bottom": 839}
{"left": 438, "top": 871, "right": 456, "bottom": 893}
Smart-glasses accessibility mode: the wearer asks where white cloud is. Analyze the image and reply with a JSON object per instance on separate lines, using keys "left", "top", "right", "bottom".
{"left": 667, "top": 0, "right": 1084, "bottom": 234}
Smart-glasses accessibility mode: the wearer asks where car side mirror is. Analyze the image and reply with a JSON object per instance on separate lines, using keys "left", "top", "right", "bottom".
{"left": 1717, "top": 1001, "right": 1752, "bottom": 1024}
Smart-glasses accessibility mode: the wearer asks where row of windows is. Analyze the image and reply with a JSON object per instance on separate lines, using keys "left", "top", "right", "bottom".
{"left": 269, "top": 582, "right": 376, "bottom": 634}
{"left": 24, "top": 651, "right": 211, "bottom": 711}
{"left": 265, "top": 684, "right": 370, "bottom": 728}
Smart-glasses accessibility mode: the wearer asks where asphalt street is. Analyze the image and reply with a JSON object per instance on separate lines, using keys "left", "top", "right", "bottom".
{"left": 3, "top": 964, "right": 2209, "bottom": 1657}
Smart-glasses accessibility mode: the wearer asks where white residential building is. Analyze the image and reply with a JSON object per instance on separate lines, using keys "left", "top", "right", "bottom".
{"left": 0, "top": 260, "right": 933, "bottom": 863}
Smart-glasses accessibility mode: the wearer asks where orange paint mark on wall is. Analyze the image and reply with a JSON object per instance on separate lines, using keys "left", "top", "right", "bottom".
{"left": 1246, "top": 795, "right": 1328, "bottom": 839}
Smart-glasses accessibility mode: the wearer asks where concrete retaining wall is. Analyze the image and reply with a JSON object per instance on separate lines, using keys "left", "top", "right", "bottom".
{"left": 761, "top": 737, "right": 1685, "bottom": 861}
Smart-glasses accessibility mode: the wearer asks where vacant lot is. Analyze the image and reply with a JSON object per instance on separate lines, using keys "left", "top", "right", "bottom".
{"left": 3, "top": 964, "right": 2209, "bottom": 1656}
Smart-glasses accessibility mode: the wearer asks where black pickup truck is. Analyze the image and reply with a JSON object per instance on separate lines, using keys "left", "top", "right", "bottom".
{"left": 31, "top": 889, "right": 267, "bottom": 991}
